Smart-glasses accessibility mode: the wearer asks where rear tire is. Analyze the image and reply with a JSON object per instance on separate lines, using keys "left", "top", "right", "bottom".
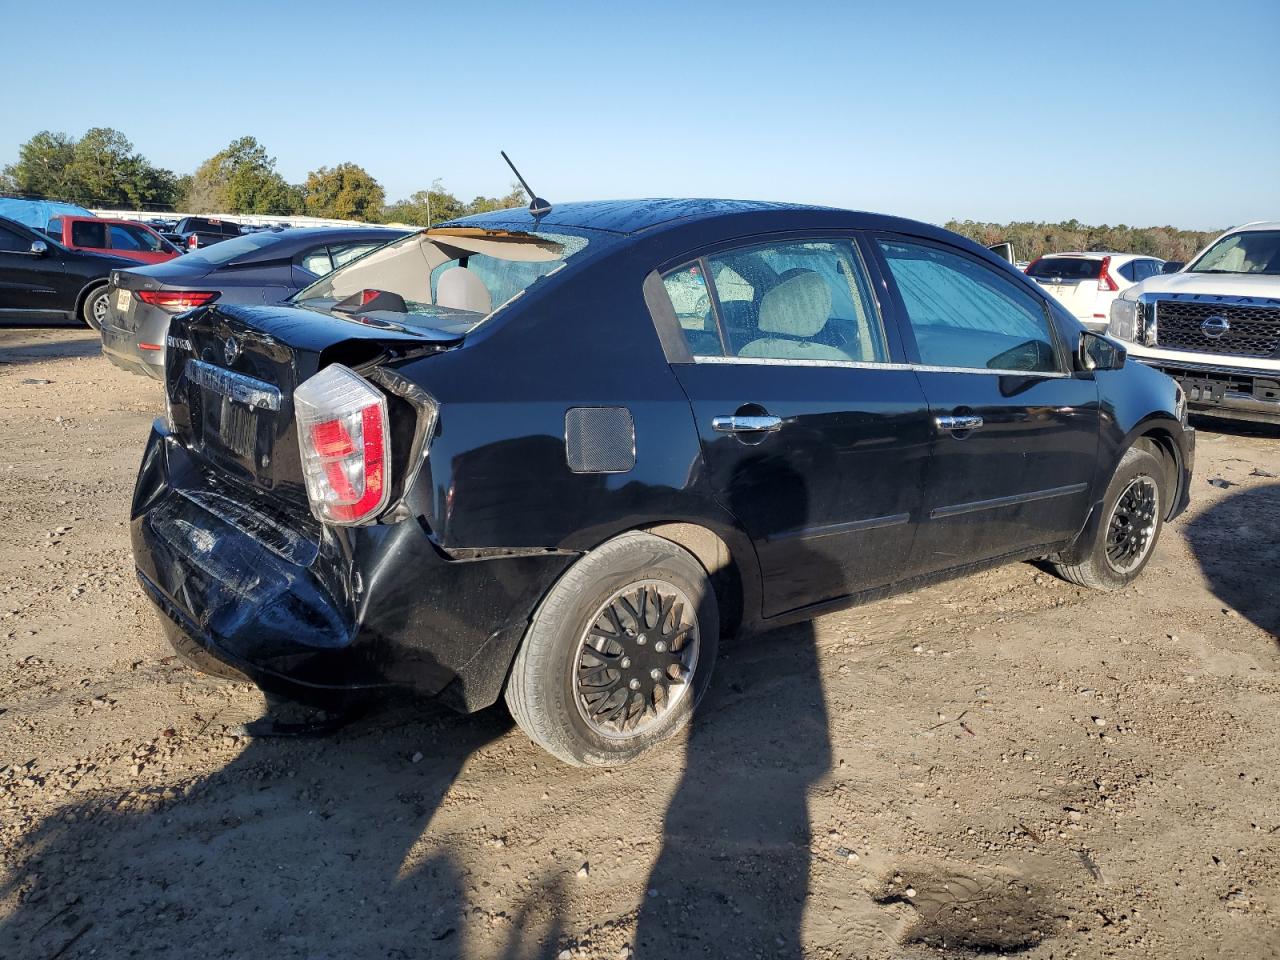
{"left": 504, "top": 531, "right": 719, "bottom": 767}
{"left": 81, "top": 284, "right": 109, "bottom": 332}
{"left": 1051, "top": 446, "right": 1166, "bottom": 590}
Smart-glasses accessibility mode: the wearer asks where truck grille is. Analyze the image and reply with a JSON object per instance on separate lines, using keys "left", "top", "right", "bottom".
{"left": 1155, "top": 300, "right": 1280, "bottom": 358}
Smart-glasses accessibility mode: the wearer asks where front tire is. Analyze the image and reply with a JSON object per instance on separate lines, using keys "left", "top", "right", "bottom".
{"left": 504, "top": 531, "right": 719, "bottom": 766}
{"left": 81, "top": 284, "right": 109, "bottom": 331}
{"left": 1051, "top": 445, "right": 1166, "bottom": 590}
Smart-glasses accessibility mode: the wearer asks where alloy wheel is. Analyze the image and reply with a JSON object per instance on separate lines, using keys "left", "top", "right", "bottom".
{"left": 573, "top": 580, "right": 699, "bottom": 739}
{"left": 89, "top": 291, "right": 109, "bottom": 329}
{"left": 1105, "top": 475, "right": 1159, "bottom": 573}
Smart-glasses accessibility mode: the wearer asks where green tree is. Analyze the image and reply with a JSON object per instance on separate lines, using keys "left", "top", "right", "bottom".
{"left": 383, "top": 180, "right": 528, "bottom": 226}
{"left": 3, "top": 131, "right": 81, "bottom": 201}
{"left": 383, "top": 180, "right": 464, "bottom": 226}
{"left": 3, "top": 128, "right": 180, "bottom": 208}
{"left": 66, "top": 127, "right": 179, "bottom": 208}
{"left": 186, "top": 136, "right": 301, "bottom": 215}
{"left": 463, "top": 182, "right": 528, "bottom": 215}
{"left": 303, "top": 163, "right": 385, "bottom": 221}
{"left": 943, "top": 219, "right": 1221, "bottom": 264}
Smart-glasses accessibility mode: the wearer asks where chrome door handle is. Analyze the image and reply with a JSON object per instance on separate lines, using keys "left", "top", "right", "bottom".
{"left": 712, "top": 415, "right": 782, "bottom": 433}
{"left": 936, "top": 414, "right": 984, "bottom": 431}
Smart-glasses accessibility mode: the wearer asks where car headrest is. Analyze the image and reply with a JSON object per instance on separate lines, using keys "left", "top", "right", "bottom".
{"left": 435, "top": 266, "right": 492, "bottom": 314}
{"left": 757, "top": 270, "right": 832, "bottom": 338}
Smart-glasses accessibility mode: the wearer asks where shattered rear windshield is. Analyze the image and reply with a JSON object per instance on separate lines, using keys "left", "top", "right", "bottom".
{"left": 293, "top": 225, "right": 608, "bottom": 332}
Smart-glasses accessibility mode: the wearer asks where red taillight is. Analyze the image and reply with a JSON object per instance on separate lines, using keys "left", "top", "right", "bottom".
{"left": 188, "top": 235, "right": 198, "bottom": 249}
{"left": 137, "top": 290, "right": 220, "bottom": 310}
{"left": 294, "top": 365, "right": 391, "bottom": 525}
{"left": 1097, "top": 256, "right": 1119, "bottom": 292}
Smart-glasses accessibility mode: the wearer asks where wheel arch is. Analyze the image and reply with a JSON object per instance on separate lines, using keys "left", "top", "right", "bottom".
{"left": 1129, "top": 423, "right": 1185, "bottom": 520}
{"left": 641, "top": 521, "right": 752, "bottom": 639}
{"left": 75, "top": 276, "right": 111, "bottom": 317}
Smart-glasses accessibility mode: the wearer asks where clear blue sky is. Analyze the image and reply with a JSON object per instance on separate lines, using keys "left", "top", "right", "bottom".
{"left": 3, "top": 0, "right": 1276, "bottom": 229}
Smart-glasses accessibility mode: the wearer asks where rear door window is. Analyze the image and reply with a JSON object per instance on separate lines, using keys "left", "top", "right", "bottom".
{"left": 300, "top": 246, "right": 334, "bottom": 276}
{"left": 0, "top": 226, "right": 29, "bottom": 252}
{"left": 331, "top": 242, "right": 379, "bottom": 268}
{"left": 878, "top": 238, "right": 1062, "bottom": 374}
{"left": 71, "top": 220, "right": 108, "bottom": 248}
{"left": 109, "top": 224, "right": 163, "bottom": 252}
{"left": 660, "top": 239, "right": 889, "bottom": 363}
{"left": 660, "top": 264, "right": 720, "bottom": 357}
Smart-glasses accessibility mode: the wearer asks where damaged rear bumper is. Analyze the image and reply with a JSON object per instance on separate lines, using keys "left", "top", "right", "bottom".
{"left": 130, "top": 421, "right": 576, "bottom": 711}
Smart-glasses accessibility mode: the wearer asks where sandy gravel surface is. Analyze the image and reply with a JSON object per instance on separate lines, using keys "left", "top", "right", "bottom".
{"left": 1, "top": 328, "right": 1277, "bottom": 960}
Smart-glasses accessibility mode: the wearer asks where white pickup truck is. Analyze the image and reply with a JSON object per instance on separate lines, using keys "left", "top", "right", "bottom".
{"left": 1107, "top": 221, "right": 1280, "bottom": 424}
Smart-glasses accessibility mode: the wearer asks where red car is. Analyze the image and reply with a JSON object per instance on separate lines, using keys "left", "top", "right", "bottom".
{"left": 45, "top": 216, "right": 181, "bottom": 264}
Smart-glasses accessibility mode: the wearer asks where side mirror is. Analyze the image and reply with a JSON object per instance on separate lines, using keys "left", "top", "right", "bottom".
{"left": 29, "top": 240, "right": 48, "bottom": 257}
{"left": 1078, "top": 330, "right": 1125, "bottom": 372}
{"left": 1160, "top": 260, "right": 1184, "bottom": 274}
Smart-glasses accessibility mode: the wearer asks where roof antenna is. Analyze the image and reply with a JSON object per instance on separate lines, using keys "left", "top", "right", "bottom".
{"left": 501, "top": 151, "right": 552, "bottom": 218}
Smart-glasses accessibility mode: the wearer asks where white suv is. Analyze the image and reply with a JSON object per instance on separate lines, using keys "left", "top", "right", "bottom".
{"left": 1107, "top": 221, "right": 1280, "bottom": 424}
{"left": 1026, "top": 252, "right": 1165, "bottom": 332}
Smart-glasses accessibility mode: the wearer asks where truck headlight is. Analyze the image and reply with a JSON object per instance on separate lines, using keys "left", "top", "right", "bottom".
{"left": 1108, "top": 297, "right": 1139, "bottom": 342}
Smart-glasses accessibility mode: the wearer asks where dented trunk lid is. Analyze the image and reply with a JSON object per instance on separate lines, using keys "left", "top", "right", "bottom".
{"left": 164, "top": 303, "right": 460, "bottom": 503}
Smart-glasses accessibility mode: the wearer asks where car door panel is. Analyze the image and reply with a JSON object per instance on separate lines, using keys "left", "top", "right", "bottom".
{"left": 673, "top": 361, "right": 932, "bottom": 616}
{"left": 870, "top": 235, "right": 1100, "bottom": 572}
{"left": 652, "top": 235, "right": 934, "bottom": 619}
{"left": 909, "top": 371, "right": 1098, "bottom": 571}
{"left": 0, "top": 225, "right": 73, "bottom": 317}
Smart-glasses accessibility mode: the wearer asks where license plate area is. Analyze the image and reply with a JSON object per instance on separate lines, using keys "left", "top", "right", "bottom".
{"left": 183, "top": 360, "right": 283, "bottom": 485}
{"left": 114, "top": 287, "right": 130, "bottom": 313}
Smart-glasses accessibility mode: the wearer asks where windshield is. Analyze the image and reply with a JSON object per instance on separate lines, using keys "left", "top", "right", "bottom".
{"left": 1189, "top": 230, "right": 1280, "bottom": 276}
{"left": 183, "top": 232, "right": 286, "bottom": 266}
{"left": 294, "top": 226, "right": 605, "bottom": 331}
{"left": 1026, "top": 257, "right": 1101, "bottom": 281}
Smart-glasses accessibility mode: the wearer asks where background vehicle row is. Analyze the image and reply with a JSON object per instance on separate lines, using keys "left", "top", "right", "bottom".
{"left": 101, "top": 226, "right": 406, "bottom": 377}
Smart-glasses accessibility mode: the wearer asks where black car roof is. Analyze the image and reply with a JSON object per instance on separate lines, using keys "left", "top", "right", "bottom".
{"left": 447, "top": 198, "right": 974, "bottom": 252}
{"left": 452, "top": 199, "right": 843, "bottom": 236}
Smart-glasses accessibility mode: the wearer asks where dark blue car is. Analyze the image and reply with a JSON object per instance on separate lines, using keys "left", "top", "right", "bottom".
{"left": 101, "top": 226, "right": 406, "bottom": 377}
{"left": 129, "top": 199, "right": 1194, "bottom": 766}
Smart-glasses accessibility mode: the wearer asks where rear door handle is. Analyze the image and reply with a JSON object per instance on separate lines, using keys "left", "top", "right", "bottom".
{"left": 935, "top": 414, "right": 984, "bottom": 432}
{"left": 712, "top": 415, "right": 782, "bottom": 434}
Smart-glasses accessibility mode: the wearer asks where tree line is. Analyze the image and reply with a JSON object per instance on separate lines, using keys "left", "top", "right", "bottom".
{"left": 2, "top": 128, "right": 1227, "bottom": 253}
{"left": 946, "top": 219, "right": 1222, "bottom": 263}
{"left": 0, "top": 127, "right": 525, "bottom": 226}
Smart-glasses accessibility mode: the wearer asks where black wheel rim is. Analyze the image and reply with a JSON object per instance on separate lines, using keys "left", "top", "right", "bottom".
{"left": 574, "top": 580, "right": 699, "bottom": 740}
{"left": 1105, "top": 475, "right": 1159, "bottom": 573}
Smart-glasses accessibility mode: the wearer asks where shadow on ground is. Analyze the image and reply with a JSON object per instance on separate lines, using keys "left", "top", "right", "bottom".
{"left": 0, "top": 329, "right": 100, "bottom": 367}
{"left": 0, "top": 699, "right": 577, "bottom": 960}
{"left": 1185, "top": 480, "right": 1280, "bottom": 638}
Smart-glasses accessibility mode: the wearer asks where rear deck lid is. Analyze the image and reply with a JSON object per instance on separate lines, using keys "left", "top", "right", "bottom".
{"left": 164, "top": 303, "right": 461, "bottom": 502}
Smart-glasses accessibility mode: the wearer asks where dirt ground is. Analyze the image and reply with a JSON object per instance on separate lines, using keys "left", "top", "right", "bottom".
{"left": 0, "top": 327, "right": 1277, "bottom": 960}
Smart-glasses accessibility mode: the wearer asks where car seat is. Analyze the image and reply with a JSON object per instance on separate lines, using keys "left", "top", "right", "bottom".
{"left": 737, "top": 269, "right": 853, "bottom": 361}
{"left": 436, "top": 266, "right": 493, "bottom": 313}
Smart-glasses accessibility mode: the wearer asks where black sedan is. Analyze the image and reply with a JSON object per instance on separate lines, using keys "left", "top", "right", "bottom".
{"left": 101, "top": 226, "right": 406, "bottom": 378}
{"left": 0, "top": 215, "right": 136, "bottom": 327}
{"left": 129, "top": 199, "right": 1194, "bottom": 766}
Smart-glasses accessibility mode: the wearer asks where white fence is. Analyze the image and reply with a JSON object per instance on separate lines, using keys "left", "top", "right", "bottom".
{"left": 88, "top": 209, "right": 375, "bottom": 229}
